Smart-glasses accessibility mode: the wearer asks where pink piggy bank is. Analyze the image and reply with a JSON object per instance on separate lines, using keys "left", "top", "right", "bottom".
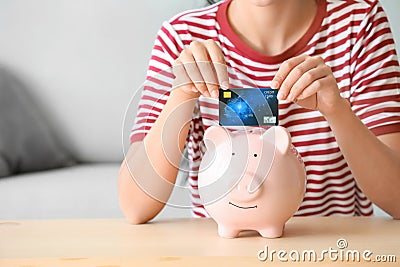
{"left": 198, "top": 126, "right": 306, "bottom": 238}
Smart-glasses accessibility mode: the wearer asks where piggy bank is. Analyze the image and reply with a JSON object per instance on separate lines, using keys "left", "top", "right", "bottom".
{"left": 198, "top": 126, "right": 306, "bottom": 238}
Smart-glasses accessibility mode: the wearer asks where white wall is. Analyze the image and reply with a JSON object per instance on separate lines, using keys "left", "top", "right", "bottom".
{"left": 381, "top": 0, "right": 400, "bottom": 48}
{"left": 0, "top": 0, "right": 206, "bottom": 163}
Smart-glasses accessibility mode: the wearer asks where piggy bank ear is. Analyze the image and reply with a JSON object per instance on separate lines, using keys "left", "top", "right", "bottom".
{"left": 203, "top": 126, "right": 230, "bottom": 149}
{"left": 262, "top": 126, "right": 291, "bottom": 154}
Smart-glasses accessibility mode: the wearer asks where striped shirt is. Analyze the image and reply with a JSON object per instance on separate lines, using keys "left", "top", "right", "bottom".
{"left": 130, "top": 0, "right": 400, "bottom": 217}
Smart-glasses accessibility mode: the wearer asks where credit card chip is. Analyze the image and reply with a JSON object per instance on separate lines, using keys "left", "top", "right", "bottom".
{"left": 223, "top": 91, "right": 232, "bottom": 98}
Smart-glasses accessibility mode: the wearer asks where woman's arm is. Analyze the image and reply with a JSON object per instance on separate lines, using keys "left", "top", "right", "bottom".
{"left": 270, "top": 0, "right": 400, "bottom": 217}
{"left": 118, "top": 40, "right": 228, "bottom": 224}
{"left": 271, "top": 53, "right": 400, "bottom": 218}
{"left": 118, "top": 90, "right": 197, "bottom": 224}
{"left": 324, "top": 98, "right": 400, "bottom": 218}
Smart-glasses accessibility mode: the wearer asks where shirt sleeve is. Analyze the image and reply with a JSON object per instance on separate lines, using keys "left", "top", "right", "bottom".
{"left": 349, "top": 0, "right": 400, "bottom": 136}
{"left": 130, "top": 21, "right": 185, "bottom": 144}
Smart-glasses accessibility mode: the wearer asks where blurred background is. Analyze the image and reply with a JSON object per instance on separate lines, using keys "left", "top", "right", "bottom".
{"left": 0, "top": 0, "right": 398, "bottom": 220}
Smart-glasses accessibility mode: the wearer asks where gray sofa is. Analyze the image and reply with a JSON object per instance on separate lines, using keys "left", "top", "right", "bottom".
{"left": 0, "top": 0, "right": 398, "bottom": 220}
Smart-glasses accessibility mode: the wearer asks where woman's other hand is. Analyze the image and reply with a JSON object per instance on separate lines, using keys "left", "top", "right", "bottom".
{"left": 271, "top": 54, "right": 344, "bottom": 117}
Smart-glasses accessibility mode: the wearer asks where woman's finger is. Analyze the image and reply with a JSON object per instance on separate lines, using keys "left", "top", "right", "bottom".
{"left": 203, "top": 40, "right": 229, "bottom": 91}
{"left": 271, "top": 54, "right": 309, "bottom": 97}
{"left": 172, "top": 59, "right": 195, "bottom": 92}
{"left": 297, "top": 76, "right": 330, "bottom": 100}
{"left": 180, "top": 45, "right": 210, "bottom": 97}
{"left": 280, "top": 57, "right": 323, "bottom": 101}
{"left": 287, "top": 64, "right": 328, "bottom": 101}
{"left": 190, "top": 41, "right": 219, "bottom": 98}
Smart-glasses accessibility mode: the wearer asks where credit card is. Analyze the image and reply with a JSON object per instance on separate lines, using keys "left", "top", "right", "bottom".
{"left": 219, "top": 88, "right": 279, "bottom": 127}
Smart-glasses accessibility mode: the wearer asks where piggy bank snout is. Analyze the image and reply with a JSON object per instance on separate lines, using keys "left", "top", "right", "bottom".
{"left": 228, "top": 175, "right": 264, "bottom": 203}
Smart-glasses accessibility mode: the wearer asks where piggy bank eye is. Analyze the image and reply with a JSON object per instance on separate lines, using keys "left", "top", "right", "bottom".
{"left": 232, "top": 152, "right": 235, "bottom": 156}
{"left": 253, "top": 153, "right": 258, "bottom": 157}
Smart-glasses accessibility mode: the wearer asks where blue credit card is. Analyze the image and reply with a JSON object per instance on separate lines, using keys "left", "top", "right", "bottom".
{"left": 219, "top": 88, "right": 279, "bottom": 127}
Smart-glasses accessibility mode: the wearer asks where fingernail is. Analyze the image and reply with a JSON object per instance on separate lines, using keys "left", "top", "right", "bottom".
{"left": 277, "top": 91, "right": 285, "bottom": 100}
{"left": 271, "top": 81, "right": 279, "bottom": 89}
{"left": 221, "top": 81, "right": 229, "bottom": 89}
{"left": 211, "top": 90, "right": 219, "bottom": 99}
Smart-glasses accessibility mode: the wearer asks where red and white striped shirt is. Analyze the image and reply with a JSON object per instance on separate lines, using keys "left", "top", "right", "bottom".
{"left": 131, "top": 0, "right": 400, "bottom": 217}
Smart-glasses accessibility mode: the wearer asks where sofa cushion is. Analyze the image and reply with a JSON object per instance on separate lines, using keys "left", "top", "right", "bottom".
{"left": 0, "top": 164, "right": 121, "bottom": 219}
{"left": 0, "top": 67, "right": 73, "bottom": 178}
{"left": 0, "top": 163, "right": 191, "bottom": 220}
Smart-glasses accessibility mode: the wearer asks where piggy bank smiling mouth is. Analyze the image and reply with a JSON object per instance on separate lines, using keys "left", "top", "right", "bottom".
{"left": 229, "top": 202, "right": 258, "bottom": 209}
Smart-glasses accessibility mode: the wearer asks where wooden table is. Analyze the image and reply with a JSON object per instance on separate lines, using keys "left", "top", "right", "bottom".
{"left": 0, "top": 217, "right": 399, "bottom": 266}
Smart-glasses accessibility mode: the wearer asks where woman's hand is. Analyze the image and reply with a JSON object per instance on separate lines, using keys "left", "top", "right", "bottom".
{"left": 172, "top": 40, "right": 229, "bottom": 99}
{"left": 271, "top": 54, "right": 345, "bottom": 117}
